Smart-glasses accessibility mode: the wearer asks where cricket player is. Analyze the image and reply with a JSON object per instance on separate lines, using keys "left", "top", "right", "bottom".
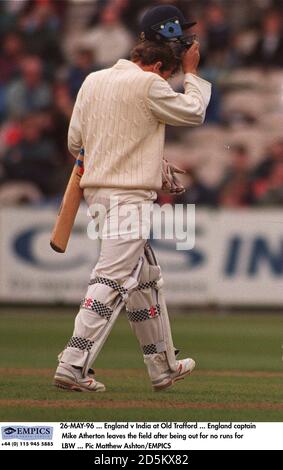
{"left": 54, "top": 5, "right": 211, "bottom": 392}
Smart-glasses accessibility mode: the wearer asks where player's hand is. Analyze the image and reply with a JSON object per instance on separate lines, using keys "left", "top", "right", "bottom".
{"left": 182, "top": 41, "right": 200, "bottom": 76}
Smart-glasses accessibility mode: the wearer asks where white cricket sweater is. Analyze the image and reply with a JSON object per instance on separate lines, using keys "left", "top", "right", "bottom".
{"left": 68, "top": 59, "right": 211, "bottom": 190}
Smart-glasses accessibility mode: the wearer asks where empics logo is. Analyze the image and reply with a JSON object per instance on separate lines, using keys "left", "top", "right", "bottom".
{"left": 1, "top": 426, "right": 53, "bottom": 441}
{"left": 2, "top": 427, "right": 17, "bottom": 436}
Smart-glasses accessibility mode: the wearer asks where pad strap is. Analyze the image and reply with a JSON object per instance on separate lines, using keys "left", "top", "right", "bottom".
{"left": 137, "top": 280, "right": 158, "bottom": 291}
{"left": 89, "top": 277, "right": 128, "bottom": 297}
{"left": 80, "top": 298, "right": 113, "bottom": 320}
{"left": 143, "top": 341, "right": 166, "bottom": 355}
{"left": 66, "top": 336, "right": 94, "bottom": 352}
{"left": 127, "top": 304, "right": 160, "bottom": 322}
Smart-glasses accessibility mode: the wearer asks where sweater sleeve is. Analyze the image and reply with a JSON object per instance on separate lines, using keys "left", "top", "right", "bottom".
{"left": 67, "top": 86, "right": 83, "bottom": 158}
{"left": 147, "top": 73, "right": 212, "bottom": 127}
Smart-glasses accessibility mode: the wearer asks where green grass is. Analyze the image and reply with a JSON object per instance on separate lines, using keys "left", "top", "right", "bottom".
{"left": 0, "top": 308, "right": 282, "bottom": 421}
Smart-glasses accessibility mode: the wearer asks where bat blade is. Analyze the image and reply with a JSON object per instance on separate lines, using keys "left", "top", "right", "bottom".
{"left": 50, "top": 152, "right": 84, "bottom": 253}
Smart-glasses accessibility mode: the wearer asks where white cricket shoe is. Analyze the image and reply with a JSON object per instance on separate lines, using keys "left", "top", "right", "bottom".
{"left": 54, "top": 363, "right": 106, "bottom": 392}
{"left": 151, "top": 358, "right": 196, "bottom": 391}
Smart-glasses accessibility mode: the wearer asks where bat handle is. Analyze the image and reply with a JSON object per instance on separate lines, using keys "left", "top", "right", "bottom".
{"left": 76, "top": 148, "right": 85, "bottom": 176}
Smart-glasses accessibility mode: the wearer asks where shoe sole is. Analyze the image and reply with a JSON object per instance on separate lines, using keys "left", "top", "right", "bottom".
{"left": 53, "top": 378, "right": 105, "bottom": 393}
{"left": 153, "top": 363, "right": 195, "bottom": 392}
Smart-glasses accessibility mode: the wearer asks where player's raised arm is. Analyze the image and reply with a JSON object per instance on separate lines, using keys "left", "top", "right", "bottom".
{"left": 147, "top": 42, "right": 211, "bottom": 127}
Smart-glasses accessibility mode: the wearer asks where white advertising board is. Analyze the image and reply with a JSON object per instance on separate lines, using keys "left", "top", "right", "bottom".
{"left": 0, "top": 207, "right": 282, "bottom": 306}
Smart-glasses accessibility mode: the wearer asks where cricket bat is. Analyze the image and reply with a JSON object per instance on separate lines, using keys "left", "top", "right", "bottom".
{"left": 50, "top": 149, "right": 84, "bottom": 253}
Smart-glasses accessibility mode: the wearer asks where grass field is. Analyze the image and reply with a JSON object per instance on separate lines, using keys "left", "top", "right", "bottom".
{"left": 0, "top": 308, "right": 282, "bottom": 422}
